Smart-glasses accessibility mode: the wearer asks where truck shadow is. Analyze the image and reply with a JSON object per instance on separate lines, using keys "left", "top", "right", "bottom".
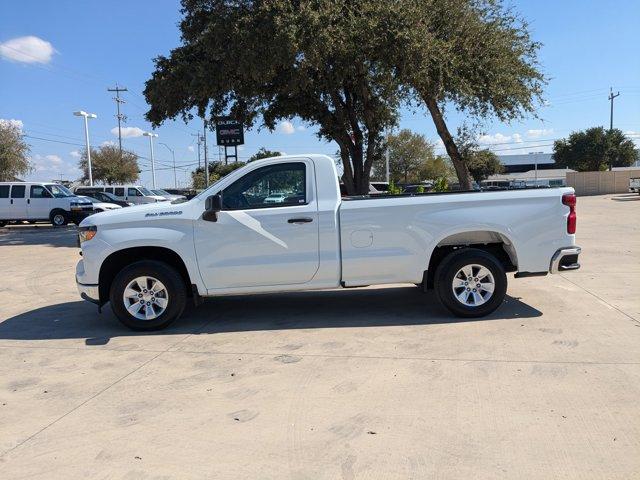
{"left": 0, "top": 226, "right": 77, "bottom": 248}
{"left": 0, "top": 286, "right": 541, "bottom": 344}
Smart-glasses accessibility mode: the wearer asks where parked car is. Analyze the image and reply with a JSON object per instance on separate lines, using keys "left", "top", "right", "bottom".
{"left": 76, "top": 154, "right": 580, "bottom": 330}
{"left": 263, "top": 193, "right": 288, "bottom": 203}
{"left": 78, "top": 196, "right": 122, "bottom": 213}
{"left": 73, "top": 185, "right": 167, "bottom": 204}
{"left": 629, "top": 177, "right": 640, "bottom": 194}
{"left": 151, "top": 189, "right": 187, "bottom": 202}
{"left": 0, "top": 182, "right": 93, "bottom": 227}
{"left": 88, "top": 191, "right": 133, "bottom": 207}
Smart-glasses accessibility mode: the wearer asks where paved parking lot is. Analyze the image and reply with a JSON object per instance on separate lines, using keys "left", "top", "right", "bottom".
{"left": 0, "top": 194, "right": 638, "bottom": 479}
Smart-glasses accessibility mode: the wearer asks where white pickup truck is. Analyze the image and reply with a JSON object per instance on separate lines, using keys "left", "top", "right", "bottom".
{"left": 76, "top": 154, "right": 580, "bottom": 330}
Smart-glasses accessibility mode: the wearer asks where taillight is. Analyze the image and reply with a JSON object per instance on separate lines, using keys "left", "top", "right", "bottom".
{"left": 562, "top": 193, "right": 576, "bottom": 234}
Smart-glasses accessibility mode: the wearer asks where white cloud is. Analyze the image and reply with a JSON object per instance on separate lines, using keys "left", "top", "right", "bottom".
{"left": 0, "top": 118, "right": 24, "bottom": 131}
{"left": 0, "top": 36, "right": 55, "bottom": 64}
{"left": 70, "top": 150, "right": 81, "bottom": 158}
{"left": 101, "top": 140, "right": 116, "bottom": 147}
{"left": 111, "top": 126, "right": 145, "bottom": 138}
{"left": 237, "top": 145, "right": 245, "bottom": 151}
{"left": 296, "top": 125, "right": 306, "bottom": 131}
{"left": 526, "top": 128, "right": 553, "bottom": 138}
{"left": 477, "top": 133, "right": 523, "bottom": 145}
{"left": 187, "top": 145, "right": 195, "bottom": 152}
{"left": 278, "top": 120, "right": 296, "bottom": 135}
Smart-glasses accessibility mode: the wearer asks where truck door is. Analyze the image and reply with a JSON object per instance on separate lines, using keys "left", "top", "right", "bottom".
{"left": 194, "top": 161, "right": 320, "bottom": 290}
{"left": 28, "top": 185, "right": 53, "bottom": 219}
{"left": 9, "top": 185, "right": 28, "bottom": 219}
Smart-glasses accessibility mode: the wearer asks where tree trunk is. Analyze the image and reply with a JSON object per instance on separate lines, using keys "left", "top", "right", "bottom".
{"left": 423, "top": 94, "right": 473, "bottom": 190}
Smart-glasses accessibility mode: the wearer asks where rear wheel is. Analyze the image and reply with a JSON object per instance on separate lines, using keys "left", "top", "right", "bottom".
{"left": 50, "top": 210, "right": 68, "bottom": 227}
{"left": 434, "top": 248, "right": 507, "bottom": 318}
{"left": 109, "top": 260, "right": 186, "bottom": 330}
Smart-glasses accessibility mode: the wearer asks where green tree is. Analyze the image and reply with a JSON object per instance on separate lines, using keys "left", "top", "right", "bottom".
{"left": 248, "top": 147, "right": 282, "bottom": 162}
{"left": 553, "top": 127, "right": 637, "bottom": 171}
{"left": 145, "top": 0, "right": 544, "bottom": 194}
{"left": 191, "top": 161, "right": 245, "bottom": 189}
{"left": 78, "top": 145, "right": 139, "bottom": 184}
{"left": 0, "top": 121, "right": 31, "bottom": 181}
{"left": 419, "top": 156, "right": 454, "bottom": 182}
{"left": 464, "top": 150, "right": 504, "bottom": 182}
{"left": 376, "top": 0, "right": 545, "bottom": 189}
{"left": 380, "top": 129, "right": 437, "bottom": 184}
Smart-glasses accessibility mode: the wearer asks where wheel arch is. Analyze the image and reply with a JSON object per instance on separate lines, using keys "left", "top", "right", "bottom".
{"left": 98, "top": 246, "right": 193, "bottom": 305}
{"left": 424, "top": 230, "right": 518, "bottom": 290}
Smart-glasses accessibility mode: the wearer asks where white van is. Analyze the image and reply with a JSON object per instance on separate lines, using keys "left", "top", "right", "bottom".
{"left": 0, "top": 182, "right": 94, "bottom": 227}
{"left": 73, "top": 185, "right": 166, "bottom": 205}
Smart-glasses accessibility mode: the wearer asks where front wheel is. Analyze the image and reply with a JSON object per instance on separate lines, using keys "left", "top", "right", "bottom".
{"left": 434, "top": 248, "right": 507, "bottom": 318}
{"left": 50, "top": 210, "right": 68, "bottom": 227}
{"left": 109, "top": 260, "right": 187, "bottom": 330}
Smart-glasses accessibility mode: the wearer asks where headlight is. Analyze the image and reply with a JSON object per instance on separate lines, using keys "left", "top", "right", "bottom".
{"left": 78, "top": 225, "right": 97, "bottom": 243}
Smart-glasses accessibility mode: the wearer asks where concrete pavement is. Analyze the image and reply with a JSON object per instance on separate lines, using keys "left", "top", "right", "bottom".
{"left": 0, "top": 194, "right": 638, "bottom": 479}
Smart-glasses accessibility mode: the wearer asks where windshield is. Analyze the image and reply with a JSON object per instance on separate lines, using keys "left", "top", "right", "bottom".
{"left": 47, "top": 184, "right": 74, "bottom": 198}
{"left": 138, "top": 187, "right": 153, "bottom": 196}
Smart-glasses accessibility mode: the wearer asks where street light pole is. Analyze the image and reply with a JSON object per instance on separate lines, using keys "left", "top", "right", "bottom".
{"left": 73, "top": 111, "right": 97, "bottom": 186}
{"left": 160, "top": 143, "right": 177, "bottom": 188}
{"left": 143, "top": 132, "right": 159, "bottom": 188}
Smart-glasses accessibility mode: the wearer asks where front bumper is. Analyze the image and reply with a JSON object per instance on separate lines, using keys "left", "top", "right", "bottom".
{"left": 69, "top": 208, "right": 94, "bottom": 224}
{"left": 550, "top": 247, "right": 581, "bottom": 273}
{"left": 77, "top": 281, "right": 100, "bottom": 304}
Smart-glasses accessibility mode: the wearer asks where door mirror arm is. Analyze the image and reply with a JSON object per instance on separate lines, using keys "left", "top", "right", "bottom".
{"left": 203, "top": 194, "right": 223, "bottom": 222}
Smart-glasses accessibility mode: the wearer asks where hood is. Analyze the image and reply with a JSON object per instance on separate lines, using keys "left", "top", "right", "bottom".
{"left": 80, "top": 199, "right": 190, "bottom": 227}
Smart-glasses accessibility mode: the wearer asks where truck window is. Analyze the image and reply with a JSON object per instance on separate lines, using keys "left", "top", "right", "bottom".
{"left": 0, "top": 185, "right": 9, "bottom": 198}
{"left": 105, "top": 187, "right": 114, "bottom": 194}
{"left": 222, "top": 162, "right": 307, "bottom": 210}
{"left": 30, "top": 185, "right": 52, "bottom": 198}
{"left": 128, "top": 188, "right": 141, "bottom": 196}
{"left": 114, "top": 188, "right": 124, "bottom": 196}
{"left": 10, "top": 185, "right": 25, "bottom": 198}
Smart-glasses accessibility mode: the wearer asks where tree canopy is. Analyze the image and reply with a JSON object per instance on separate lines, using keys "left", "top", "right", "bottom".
{"left": 553, "top": 127, "right": 638, "bottom": 171}
{"left": 248, "top": 148, "right": 283, "bottom": 163}
{"left": 0, "top": 120, "right": 31, "bottom": 181}
{"left": 145, "top": 0, "right": 544, "bottom": 193}
{"left": 78, "top": 145, "right": 139, "bottom": 185}
{"left": 376, "top": 129, "right": 438, "bottom": 184}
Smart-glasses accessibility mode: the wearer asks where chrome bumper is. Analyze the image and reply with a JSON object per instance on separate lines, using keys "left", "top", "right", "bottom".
{"left": 550, "top": 247, "right": 581, "bottom": 274}
{"left": 77, "top": 281, "right": 100, "bottom": 304}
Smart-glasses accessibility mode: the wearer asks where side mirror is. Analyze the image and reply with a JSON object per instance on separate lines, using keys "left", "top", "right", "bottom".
{"left": 203, "top": 194, "right": 223, "bottom": 222}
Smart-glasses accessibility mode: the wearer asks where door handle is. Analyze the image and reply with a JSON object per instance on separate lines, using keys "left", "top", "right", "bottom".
{"left": 27, "top": 199, "right": 30, "bottom": 204}
{"left": 10, "top": 199, "right": 13, "bottom": 204}
{"left": 288, "top": 217, "right": 313, "bottom": 224}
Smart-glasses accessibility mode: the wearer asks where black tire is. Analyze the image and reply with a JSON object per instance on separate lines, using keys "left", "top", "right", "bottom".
{"left": 0, "top": 221, "right": 6, "bottom": 227}
{"left": 434, "top": 248, "right": 507, "bottom": 318}
{"left": 109, "top": 260, "right": 187, "bottom": 330}
{"left": 49, "top": 209, "right": 68, "bottom": 227}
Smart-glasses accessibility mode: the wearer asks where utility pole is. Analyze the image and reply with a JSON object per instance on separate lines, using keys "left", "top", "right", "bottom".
{"left": 608, "top": 87, "right": 620, "bottom": 131}
{"left": 107, "top": 84, "right": 128, "bottom": 157}
{"left": 203, "top": 120, "right": 209, "bottom": 188}
{"left": 608, "top": 88, "right": 621, "bottom": 171}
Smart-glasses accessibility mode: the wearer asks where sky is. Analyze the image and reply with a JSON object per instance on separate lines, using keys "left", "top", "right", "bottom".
{"left": 1, "top": 0, "right": 639, "bottom": 187}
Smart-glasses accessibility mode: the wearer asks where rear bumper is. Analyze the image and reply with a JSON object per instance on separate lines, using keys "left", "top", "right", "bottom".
{"left": 550, "top": 247, "right": 581, "bottom": 273}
